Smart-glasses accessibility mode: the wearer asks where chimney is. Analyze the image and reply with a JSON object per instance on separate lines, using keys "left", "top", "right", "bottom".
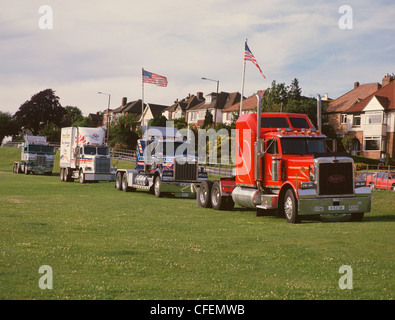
{"left": 197, "top": 92, "right": 203, "bottom": 100}
{"left": 122, "top": 97, "right": 127, "bottom": 106}
{"left": 354, "top": 81, "right": 360, "bottom": 89}
{"left": 382, "top": 74, "right": 392, "bottom": 87}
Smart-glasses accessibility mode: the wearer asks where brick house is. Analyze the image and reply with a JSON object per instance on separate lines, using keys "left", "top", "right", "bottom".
{"left": 340, "top": 75, "right": 395, "bottom": 159}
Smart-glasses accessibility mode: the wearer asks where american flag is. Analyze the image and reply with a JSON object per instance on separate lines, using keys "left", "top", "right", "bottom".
{"left": 244, "top": 42, "right": 266, "bottom": 79}
{"left": 142, "top": 69, "right": 168, "bottom": 87}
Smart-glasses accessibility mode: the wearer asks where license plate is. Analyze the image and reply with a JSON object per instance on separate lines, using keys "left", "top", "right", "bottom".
{"left": 328, "top": 205, "right": 345, "bottom": 211}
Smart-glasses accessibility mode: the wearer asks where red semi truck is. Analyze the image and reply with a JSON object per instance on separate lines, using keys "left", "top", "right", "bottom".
{"left": 197, "top": 96, "right": 371, "bottom": 223}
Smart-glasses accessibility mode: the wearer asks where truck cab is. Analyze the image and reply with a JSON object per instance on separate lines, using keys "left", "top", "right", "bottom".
{"left": 59, "top": 127, "right": 115, "bottom": 183}
{"left": 13, "top": 135, "right": 54, "bottom": 175}
{"left": 115, "top": 136, "right": 207, "bottom": 198}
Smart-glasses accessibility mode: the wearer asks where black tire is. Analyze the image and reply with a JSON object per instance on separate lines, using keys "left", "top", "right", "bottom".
{"left": 283, "top": 189, "right": 300, "bottom": 223}
{"left": 79, "top": 170, "right": 85, "bottom": 184}
{"left": 350, "top": 212, "right": 364, "bottom": 222}
{"left": 115, "top": 172, "right": 123, "bottom": 190}
{"left": 211, "top": 181, "right": 231, "bottom": 210}
{"left": 65, "top": 168, "right": 74, "bottom": 182}
{"left": 121, "top": 173, "right": 135, "bottom": 192}
{"left": 154, "top": 175, "right": 162, "bottom": 198}
{"left": 197, "top": 180, "right": 213, "bottom": 208}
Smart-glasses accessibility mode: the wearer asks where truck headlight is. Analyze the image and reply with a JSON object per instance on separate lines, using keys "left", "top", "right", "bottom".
{"left": 300, "top": 182, "right": 315, "bottom": 189}
{"left": 355, "top": 181, "right": 366, "bottom": 188}
{"left": 162, "top": 171, "right": 173, "bottom": 177}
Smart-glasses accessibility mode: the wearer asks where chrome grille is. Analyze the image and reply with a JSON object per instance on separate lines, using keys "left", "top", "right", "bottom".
{"left": 95, "top": 157, "right": 111, "bottom": 173}
{"left": 318, "top": 162, "right": 353, "bottom": 195}
{"left": 174, "top": 162, "right": 198, "bottom": 181}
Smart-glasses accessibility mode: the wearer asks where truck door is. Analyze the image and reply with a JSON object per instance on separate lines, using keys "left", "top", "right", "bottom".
{"left": 264, "top": 139, "right": 280, "bottom": 187}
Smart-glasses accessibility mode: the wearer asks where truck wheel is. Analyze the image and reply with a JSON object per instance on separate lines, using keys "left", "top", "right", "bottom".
{"left": 283, "top": 189, "right": 300, "bottom": 223}
{"left": 197, "top": 180, "right": 212, "bottom": 208}
{"left": 154, "top": 176, "right": 162, "bottom": 198}
{"left": 350, "top": 212, "right": 364, "bottom": 222}
{"left": 79, "top": 170, "right": 85, "bottom": 184}
{"left": 211, "top": 181, "right": 229, "bottom": 210}
{"left": 115, "top": 172, "right": 123, "bottom": 190}
{"left": 121, "top": 173, "right": 135, "bottom": 192}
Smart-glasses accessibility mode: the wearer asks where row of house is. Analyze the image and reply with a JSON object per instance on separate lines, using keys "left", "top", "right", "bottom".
{"left": 94, "top": 90, "right": 266, "bottom": 129}
{"left": 90, "top": 73, "right": 394, "bottom": 159}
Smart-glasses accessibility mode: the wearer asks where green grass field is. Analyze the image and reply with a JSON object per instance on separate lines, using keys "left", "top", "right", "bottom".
{"left": 0, "top": 147, "right": 394, "bottom": 300}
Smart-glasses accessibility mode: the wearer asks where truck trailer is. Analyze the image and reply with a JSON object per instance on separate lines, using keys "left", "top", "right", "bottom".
{"left": 59, "top": 126, "right": 115, "bottom": 183}
{"left": 13, "top": 135, "right": 54, "bottom": 175}
{"left": 197, "top": 95, "right": 371, "bottom": 223}
{"left": 115, "top": 137, "right": 207, "bottom": 198}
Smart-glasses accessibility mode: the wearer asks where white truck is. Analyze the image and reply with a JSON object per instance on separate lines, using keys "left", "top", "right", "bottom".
{"left": 59, "top": 127, "right": 115, "bottom": 183}
{"left": 13, "top": 135, "right": 54, "bottom": 175}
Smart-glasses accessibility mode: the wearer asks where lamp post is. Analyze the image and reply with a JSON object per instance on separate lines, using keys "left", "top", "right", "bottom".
{"left": 201, "top": 77, "right": 219, "bottom": 129}
{"left": 98, "top": 91, "right": 111, "bottom": 144}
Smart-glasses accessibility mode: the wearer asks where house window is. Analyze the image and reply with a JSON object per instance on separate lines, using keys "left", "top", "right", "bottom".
{"left": 352, "top": 115, "right": 361, "bottom": 126}
{"left": 341, "top": 114, "right": 347, "bottom": 124}
{"left": 365, "top": 112, "right": 382, "bottom": 124}
{"left": 364, "top": 136, "right": 380, "bottom": 151}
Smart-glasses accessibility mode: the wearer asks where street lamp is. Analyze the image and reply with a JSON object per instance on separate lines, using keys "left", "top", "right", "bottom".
{"left": 201, "top": 77, "right": 219, "bottom": 129}
{"left": 98, "top": 91, "right": 111, "bottom": 144}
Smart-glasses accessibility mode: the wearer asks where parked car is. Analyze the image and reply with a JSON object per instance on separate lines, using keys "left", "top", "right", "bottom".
{"left": 356, "top": 172, "right": 375, "bottom": 185}
{"left": 366, "top": 171, "right": 395, "bottom": 191}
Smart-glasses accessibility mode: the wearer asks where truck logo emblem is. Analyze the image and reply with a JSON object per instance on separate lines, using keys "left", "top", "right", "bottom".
{"left": 328, "top": 174, "right": 345, "bottom": 183}
{"left": 91, "top": 134, "right": 99, "bottom": 140}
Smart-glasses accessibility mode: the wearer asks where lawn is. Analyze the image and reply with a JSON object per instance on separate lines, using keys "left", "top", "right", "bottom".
{"left": 0, "top": 147, "right": 394, "bottom": 300}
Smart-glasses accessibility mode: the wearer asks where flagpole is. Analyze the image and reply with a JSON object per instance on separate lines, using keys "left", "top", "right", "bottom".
{"left": 142, "top": 67, "right": 145, "bottom": 129}
{"left": 239, "top": 39, "right": 247, "bottom": 115}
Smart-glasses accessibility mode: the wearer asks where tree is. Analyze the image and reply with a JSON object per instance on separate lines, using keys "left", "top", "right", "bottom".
{"left": 202, "top": 109, "right": 213, "bottom": 129}
{"left": 148, "top": 115, "right": 167, "bottom": 127}
{"left": 261, "top": 80, "right": 288, "bottom": 112}
{"left": 38, "top": 122, "right": 61, "bottom": 143}
{"left": 173, "top": 117, "right": 188, "bottom": 130}
{"left": 63, "top": 106, "right": 83, "bottom": 126}
{"left": 0, "top": 111, "right": 20, "bottom": 144}
{"left": 288, "top": 78, "right": 302, "bottom": 101}
{"left": 109, "top": 114, "right": 140, "bottom": 149}
{"left": 14, "top": 89, "right": 65, "bottom": 135}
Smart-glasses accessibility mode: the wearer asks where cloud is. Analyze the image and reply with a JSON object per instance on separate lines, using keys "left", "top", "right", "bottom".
{"left": 0, "top": 0, "right": 394, "bottom": 115}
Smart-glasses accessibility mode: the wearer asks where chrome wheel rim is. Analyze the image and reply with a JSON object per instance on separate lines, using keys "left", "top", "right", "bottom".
{"left": 284, "top": 196, "right": 293, "bottom": 219}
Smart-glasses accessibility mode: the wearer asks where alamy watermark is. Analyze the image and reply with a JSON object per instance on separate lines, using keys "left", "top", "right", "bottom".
{"left": 38, "top": 265, "right": 53, "bottom": 289}
{"left": 338, "top": 265, "right": 353, "bottom": 290}
{"left": 38, "top": 5, "right": 53, "bottom": 30}
{"left": 338, "top": 5, "right": 353, "bottom": 30}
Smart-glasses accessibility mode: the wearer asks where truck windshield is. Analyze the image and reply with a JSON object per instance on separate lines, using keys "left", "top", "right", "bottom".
{"left": 281, "top": 138, "right": 326, "bottom": 155}
{"left": 84, "top": 147, "right": 97, "bottom": 155}
{"left": 29, "top": 145, "right": 41, "bottom": 152}
{"left": 41, "top": 146, "right": 54, "bottom": 153}
{"left": 97, "top": 147, "right": 109, "bottom": 155}
{"left": 158, "top": 141, "right": 187, "bottom": 156}
{"left": 28, "top": 145, "right": 53, "bottom": 153}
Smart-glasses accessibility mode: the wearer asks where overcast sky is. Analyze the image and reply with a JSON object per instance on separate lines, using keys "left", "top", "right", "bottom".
{"left": 1, "top": 0, "right": 394, "bottom": 116}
